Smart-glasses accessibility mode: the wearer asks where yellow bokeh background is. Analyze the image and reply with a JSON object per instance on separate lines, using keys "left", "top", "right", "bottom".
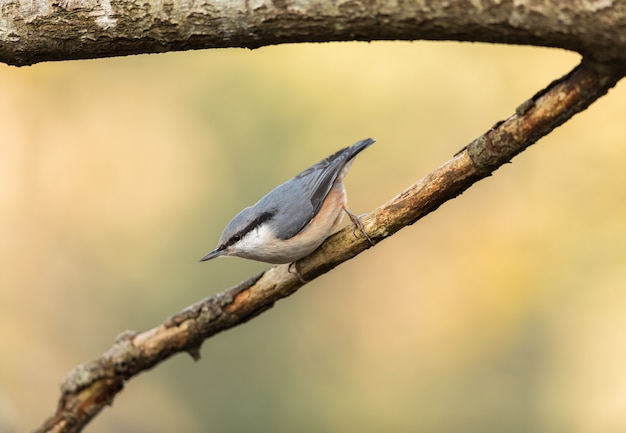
{"left": 2, "top": 41, "right": 626, "bottom": 432}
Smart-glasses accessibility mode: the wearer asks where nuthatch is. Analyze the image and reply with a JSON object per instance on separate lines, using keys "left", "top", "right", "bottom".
{"left": 200, "top": 138, "right": 375, "bottom": 267}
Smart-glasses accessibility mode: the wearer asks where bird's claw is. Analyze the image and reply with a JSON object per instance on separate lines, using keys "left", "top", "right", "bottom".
{"left": 343, "top": 207, "right": 375, "bottom": 246}
{"left": 288, "top": 262, "right": 308, "bottom": 283}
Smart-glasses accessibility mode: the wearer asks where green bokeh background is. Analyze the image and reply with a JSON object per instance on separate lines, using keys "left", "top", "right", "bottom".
{"left": 2, "top": 41, "right": 626, "bottom": 432}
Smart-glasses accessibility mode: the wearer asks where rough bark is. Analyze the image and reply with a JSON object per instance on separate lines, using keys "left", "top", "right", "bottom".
{"left": 2, "top": 0, "right": 626, "bottom": 66}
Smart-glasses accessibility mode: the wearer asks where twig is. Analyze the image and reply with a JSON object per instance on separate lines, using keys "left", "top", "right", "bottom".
{"left": 34, "top": 60, "right": 623, "bottom": 433}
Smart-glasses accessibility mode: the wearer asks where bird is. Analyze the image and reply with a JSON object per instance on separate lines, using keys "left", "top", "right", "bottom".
{"left": 200, "top": 138, "right": 375, "bottom": 268}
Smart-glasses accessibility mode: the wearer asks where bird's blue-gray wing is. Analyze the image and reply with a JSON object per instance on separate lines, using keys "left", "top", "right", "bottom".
{"left": 267, "top": 138, "right": 374, "bottom": 239}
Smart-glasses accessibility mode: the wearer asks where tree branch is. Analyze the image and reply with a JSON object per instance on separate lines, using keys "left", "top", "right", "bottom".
{"left": 2, "top": 0, "right": 626, "bottom": 66}
{"left": 34, "top": 59, "right": 624, "bottom": 433}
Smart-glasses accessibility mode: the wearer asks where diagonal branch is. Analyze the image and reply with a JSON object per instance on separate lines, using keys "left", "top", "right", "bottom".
{"left": 34, "top": 59, "right": 624, "bottom": 433}
{"left": 2, "top": 0, "right": 626, "bottom": 66}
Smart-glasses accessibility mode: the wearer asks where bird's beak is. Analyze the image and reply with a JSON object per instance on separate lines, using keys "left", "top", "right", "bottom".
{"left": 199, "top": 248, "right": 223, "bottom": 262}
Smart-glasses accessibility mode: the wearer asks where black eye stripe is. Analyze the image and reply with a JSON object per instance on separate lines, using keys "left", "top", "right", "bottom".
{"left": 225, "top": 211, "right": 275, "bottom": 248}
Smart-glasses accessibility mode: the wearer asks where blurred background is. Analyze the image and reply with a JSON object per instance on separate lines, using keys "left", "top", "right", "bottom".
{"left": 2, "top": 41, "right": 626, "bottom": 433}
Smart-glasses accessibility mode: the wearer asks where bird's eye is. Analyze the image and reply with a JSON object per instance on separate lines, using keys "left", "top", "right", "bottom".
{"left": 232, "top": 234, "right": 241, "bottom": 243}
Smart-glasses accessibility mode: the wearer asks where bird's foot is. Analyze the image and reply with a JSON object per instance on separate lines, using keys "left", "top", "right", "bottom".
{"left": 343, "top": 207, "right": 375, "bottom": 246}
{"left": 288, "top": 261, "right": 308, "bottom": 283}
